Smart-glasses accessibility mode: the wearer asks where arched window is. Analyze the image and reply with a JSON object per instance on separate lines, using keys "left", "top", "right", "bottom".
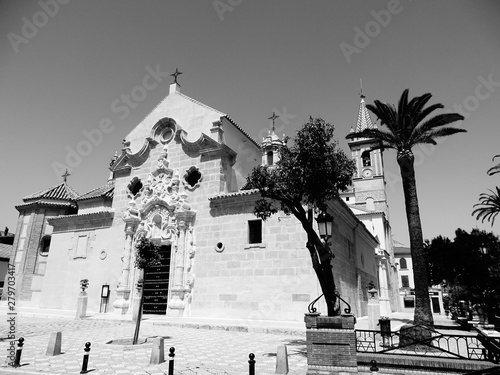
{"left": 39, "top": 235, "right": 51, "bottom": 256}
{"left": 399, "top": 258, "right": 407, "bottom": 269}
{"left": 362, "top": 151, "right": 371, "bottom": 167}
{"left": 267, "top": 151, "right": 274, "bottom": 166}
{"left": 366, "top": 197, "right": 375, "bottom": 211}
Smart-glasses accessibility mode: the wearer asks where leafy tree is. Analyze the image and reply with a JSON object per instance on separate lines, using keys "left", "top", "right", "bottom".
{"left": 473, "top": 155, "right": 500, "bottom": 226}
{"left": 426, "top": 228, "right": 500, "bottom": 320}
{"left": 247, "top": 117, "right": 355, "bottom": 316}
{"left": 346, "top": 89, "right": 466, "bottom": 327}
{"left": 132, "top": 237, "right": 161, "bottom": 345}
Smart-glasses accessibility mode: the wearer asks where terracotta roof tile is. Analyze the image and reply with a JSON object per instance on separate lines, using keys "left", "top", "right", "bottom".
{"left": 77, "top": 183, "right": 114, "bottom": 201}
{"left": 23, "top": 182, "right": 79, "bottom": 202}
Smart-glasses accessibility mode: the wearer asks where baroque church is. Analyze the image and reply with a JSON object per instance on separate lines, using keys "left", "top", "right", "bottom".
{"left": 1, "top": 78, "right": 400, "bottom": 322}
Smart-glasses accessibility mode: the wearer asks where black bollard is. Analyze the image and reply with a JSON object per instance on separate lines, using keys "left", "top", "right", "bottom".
{"left": 80, "top": 342, "right": 91, "bottom": 374}
{"left": 370, "top": 359, "right": 379, "bottom": 372}
{"left": 248, "top": 353, "right": 255, "bottom": 375}
{"left": 168, "top": 347, "right": 175, "bottom": 375}
{"left": 13, "top": 337, "right": 24, "bottom": 368}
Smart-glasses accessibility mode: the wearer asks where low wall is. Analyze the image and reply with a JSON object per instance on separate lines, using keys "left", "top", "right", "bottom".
{"left": 357, "top": 352, "right": 499, "bottom": 374}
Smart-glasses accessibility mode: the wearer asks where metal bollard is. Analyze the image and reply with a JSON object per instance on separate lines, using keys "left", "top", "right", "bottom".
{"left": 168, "top": 346, "right": 175, "bottom": 375}
{"left": 13, "top": 337, "right": 24, "bottom": 368}
{"left": 248, "top": 353, "right": 255, "bottom": 375}
{"left": 370, "top": 359, "right": 379, "bottom": 372}
{"left": 80, "top": 342, "right": 91, "bottom": 374}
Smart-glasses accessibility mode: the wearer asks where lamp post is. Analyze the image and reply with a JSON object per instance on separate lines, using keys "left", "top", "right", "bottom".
{"left": 316, "top": 211, "right": 333, "bottom": 242}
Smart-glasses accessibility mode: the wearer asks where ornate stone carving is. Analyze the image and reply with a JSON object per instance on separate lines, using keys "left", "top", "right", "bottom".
{"left": 117, "top": 145, "right": 197, "bottom": 317}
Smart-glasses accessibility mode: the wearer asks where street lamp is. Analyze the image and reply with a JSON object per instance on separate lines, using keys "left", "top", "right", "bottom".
{"left": 480, "top": 245, "right": 488, "bottom": 255}
{"left": 316, "top": 211, "right": 334, "bottom": 241}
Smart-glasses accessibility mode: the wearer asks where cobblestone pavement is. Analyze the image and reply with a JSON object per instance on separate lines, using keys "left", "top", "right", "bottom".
{"left": 0, "top": 316, "right": 307, "bottom": 375}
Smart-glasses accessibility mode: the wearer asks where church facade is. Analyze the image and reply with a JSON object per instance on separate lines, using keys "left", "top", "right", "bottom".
{"left": 2, "top": 82, "right": 399, "bottom": 322}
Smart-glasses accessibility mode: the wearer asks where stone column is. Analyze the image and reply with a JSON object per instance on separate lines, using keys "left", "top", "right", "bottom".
{"left": 378, "top": 255, "right": 391, "bottom": 316}
{"left": 113, "top": 218, "right": 139, "bottom": 314}
{"left": 367, "top": 289, "right": 381, "bottom": 330}
{"left": 167, "top": 217, "right": 188, "bottom": 315}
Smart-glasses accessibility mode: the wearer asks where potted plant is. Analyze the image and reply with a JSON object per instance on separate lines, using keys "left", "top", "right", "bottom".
{"left": 80, "top": 279, "right": 89, "bottom": 293}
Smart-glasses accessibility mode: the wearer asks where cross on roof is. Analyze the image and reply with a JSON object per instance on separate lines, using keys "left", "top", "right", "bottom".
{"left": 171, "top": 68, "right": 183, "bottom": 86}
{"left": 268, "top": 112, "right": 279, "bottom": 132}
{"left": 62, "top": 169, "right": 71, "bottom": 182}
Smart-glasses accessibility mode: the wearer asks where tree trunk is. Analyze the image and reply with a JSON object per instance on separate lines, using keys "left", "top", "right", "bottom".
{"left": 398, "top": 153, "right": 434, "bottom": 327}
{"left": 132, "top": 290, "right": 144, "bottom": 345}
{"left": 306, "top": 236, "right": 339, "bottom": 316}
{"left": 295, "top": 206, "right": 339, "bottom": 316}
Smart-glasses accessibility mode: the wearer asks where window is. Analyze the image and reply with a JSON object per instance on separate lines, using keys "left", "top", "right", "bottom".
{"left": 401, "top": 275, "right": 409, "bottom": 288}
{"left": 185, "top": 166, "right": 202, "bottom": 188}
{"left": 248, "top": 220, "right": 262, "bottom": 244}
{"left": 75, "top": 235, "right": 88, "bottom": 259}
{"left": 403, "top": 296, "right": 415, "bottom": 308}
{"left": 361, "top": 151, "right": 371, "bottom": 167}
{"left": 128, "top": 177, "right": 143, "bottom": 196}
{"left": 39, "top": 235, "right": 51, "bottom": 255}
{"left": 267, "top": 151, "right": 273, "bottom": 166}
{"left": 399, "top": 258, "right": 407, "bottom": 269}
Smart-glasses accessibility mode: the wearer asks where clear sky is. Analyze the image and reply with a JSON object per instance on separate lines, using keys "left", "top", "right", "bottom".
{"left": 1, "top": 0, "right": 499, "bottom": 245}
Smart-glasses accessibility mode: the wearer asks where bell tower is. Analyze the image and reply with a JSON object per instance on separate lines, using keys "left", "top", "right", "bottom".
{"left": 261, "top": 112, "right": 284, "bottom": 167}
{"left": 346, "top": 92, "right": 388, "bottom": 216}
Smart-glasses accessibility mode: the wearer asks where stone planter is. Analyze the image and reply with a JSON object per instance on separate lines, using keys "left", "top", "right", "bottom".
{"left": 304, "top": 313, "right": 358, "bottom": 374}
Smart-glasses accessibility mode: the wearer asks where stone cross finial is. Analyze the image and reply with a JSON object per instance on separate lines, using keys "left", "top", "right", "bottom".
{"left": 268, "top": 112, "right": 279, "bottom": 132}
{"left": 62, "top": 169, "right": 70, "bottom": 182}
{"left": 171, "top": 68, "right": 183, "bottom": 86}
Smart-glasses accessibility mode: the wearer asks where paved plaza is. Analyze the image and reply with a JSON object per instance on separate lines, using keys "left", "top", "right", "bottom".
{"left": 0, "top": 314, "right": 310, "bottom": 375}
{"left": 0, "top": 310, "right": 466, "bottom": 375}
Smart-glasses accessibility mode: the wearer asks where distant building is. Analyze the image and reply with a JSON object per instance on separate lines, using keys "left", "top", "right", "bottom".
{"left": 2, "top": 81, "right": 399, "bottom": 321}
{"left": 0, "top": 228, "right": 14, "bottom": 298}
{"left": 394, "top": 245, "right": 444, "bottom": 314}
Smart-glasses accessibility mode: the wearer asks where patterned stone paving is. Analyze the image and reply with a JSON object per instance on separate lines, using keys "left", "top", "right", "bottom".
{"left": 0, "top": 316, "right": 307, "bottom": 374}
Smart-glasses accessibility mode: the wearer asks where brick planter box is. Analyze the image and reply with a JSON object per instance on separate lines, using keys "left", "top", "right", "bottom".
{"left": 304, "top": 313, "right": 358, "bottom": 374}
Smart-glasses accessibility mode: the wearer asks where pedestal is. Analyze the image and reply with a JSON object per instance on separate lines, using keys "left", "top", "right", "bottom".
{"left": 76, "top": 292, "right": 88, "bottom": 319}
{"left": 304, "top": 313, "right": 358, "bottom": 374}
{"left": 113, "top": 287, "right": 131, "bottom": 315}
{"left": 367, "top": 298, "right": 381, "bottom": 330}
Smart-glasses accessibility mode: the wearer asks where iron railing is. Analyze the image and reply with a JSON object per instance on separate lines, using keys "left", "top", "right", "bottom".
{"left": 355, "top": 327, "right": 495, "bottom": 361}
{"left": 308, "top": 292, "right": 352, "bottom": 315}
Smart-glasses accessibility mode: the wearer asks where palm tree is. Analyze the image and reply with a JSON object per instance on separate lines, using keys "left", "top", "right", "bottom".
{"left": 487, "top": 155, "right": 500, "bottom": 176}
{"left": 473, "top": 187, "right": 500, "bottom": 226}
{"left": 347, "top": 89, "right": 466, "bottom": 327}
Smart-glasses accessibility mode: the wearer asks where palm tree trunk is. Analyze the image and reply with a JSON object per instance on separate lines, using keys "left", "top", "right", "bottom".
{"left": 398, "top": 154, "right": 434, "bottom": 327}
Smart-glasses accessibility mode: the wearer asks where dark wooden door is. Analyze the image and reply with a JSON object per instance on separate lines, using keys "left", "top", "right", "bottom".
{"left": 142, "top": 245, "right": 171, "bottom": 314}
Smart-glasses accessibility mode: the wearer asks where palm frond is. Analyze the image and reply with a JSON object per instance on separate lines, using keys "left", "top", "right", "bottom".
{"left": 487, "top": 155, "right": 500, "bottom": 176}
{"left": 472, "top": 187, "right": 500, "bottom": 226}
{"left": 414, "top": 103, "right": 444, "bottom": 125}
{"left": 408, "top": 93, "right": 433, "bottom": 118}
{"left": 417, "top": 113, "right": 465, "bottom": 133}
{"left": 424, "top": 127, "right": 467, "bottom": 139}
{"left": 367, "top": 101, "right": 397, "bottom": 134}
{"left": 397, "top": 89, "right": 410, "bottom": 127}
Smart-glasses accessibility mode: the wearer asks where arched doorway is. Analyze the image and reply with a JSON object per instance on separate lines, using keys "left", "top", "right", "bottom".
{"left": 143, "top": 245, "right": 172, "bottom": 314}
